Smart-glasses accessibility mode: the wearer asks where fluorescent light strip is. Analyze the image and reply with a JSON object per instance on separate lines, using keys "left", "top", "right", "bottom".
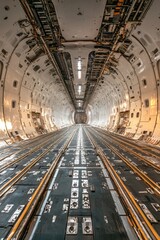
{"left": 77, "top": 58, "right": 82, "bottom": 79}
{"left": 78, "top": 85, "right": 82, "bottom": 94}
{"left": 78, "top": 85, "right": 81, "bottom": 91}
{"left": 78, "top": 70, "right": 81, "bottom": 79}
{"left": 77, "top": 60, "right": 81, "bottom": 70}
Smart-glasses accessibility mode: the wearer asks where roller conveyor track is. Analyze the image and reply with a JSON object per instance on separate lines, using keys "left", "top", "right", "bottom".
{"left": 87, "top": 127, "right": 160, "bottom": 191}
{"left": 94, "top": 126, "right": 160, "bottom": 160}
{"left": 0, "top": 127, "right": 70, "bottom": 162}
{"left": 0, "top": 127, "right": 75, "bottom": 239}
{"left": 0, "top": 125, "right": 159, "bottom": 239}
{"left": 0, "top": 128, "right": 72, "bottom": 175}
{"left": 84, "top": 126, "right": 160, "bottom": 239}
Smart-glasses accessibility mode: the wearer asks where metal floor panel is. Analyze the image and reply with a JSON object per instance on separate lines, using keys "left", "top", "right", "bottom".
{"left": 30, "top": 127, "right": 131, "bottom": 240}
{"left": 0, "top": 126, "right": 139, "bottom": 239}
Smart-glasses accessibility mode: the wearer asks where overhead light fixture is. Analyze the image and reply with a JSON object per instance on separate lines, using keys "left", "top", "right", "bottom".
{"left": 77, "top": 59, "right": 81, "bottom": 70}
{"left": 78, "top": 85, "right": 82, "bottom": 94}
{"left": 77, "top": 57, "right": 82, "bottom": 79}
{"left": 78, "top": 70, "right": 81, "bottom": 79}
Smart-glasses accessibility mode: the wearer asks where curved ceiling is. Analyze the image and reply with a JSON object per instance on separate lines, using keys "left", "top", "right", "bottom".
{"left": 0, "top": 0, "right": 160, "bottom": 145}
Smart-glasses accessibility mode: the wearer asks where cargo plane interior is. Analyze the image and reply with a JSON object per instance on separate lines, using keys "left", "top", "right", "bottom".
{"left": 0, "top": 0, "right": 160, "bottom": 239}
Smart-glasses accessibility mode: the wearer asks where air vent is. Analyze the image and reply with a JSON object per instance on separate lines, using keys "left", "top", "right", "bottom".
{"left": 12, "top": 100, "right": 16, "bottom": 108}
{"left": 4, "top": 6, "right": 10, "bottom": 11}
{"left": 137, "top": 62, "right": 141, "bottom": 67}
{"left": 13, "top": 80, "right": 18, "bottom": 88}
{"left": 33, "top": 65, "right": 40, "bottom": 72}
{"left": 1, "top": 49, "right": 8, "bottom": 55}
{"left": 142, "top": 79, "right": 147, "bottom": 87}
{"left": 152, "top": 48, "right": 159, "bottom": 55}
{"left": 144, "top": 99, "right": 149, "bottom": 108}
